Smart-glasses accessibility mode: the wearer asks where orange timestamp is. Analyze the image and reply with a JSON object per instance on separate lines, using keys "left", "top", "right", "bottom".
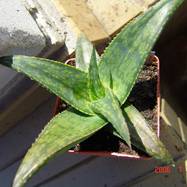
{"left": 154, "top": 164, "right": 185, "bottom": 174}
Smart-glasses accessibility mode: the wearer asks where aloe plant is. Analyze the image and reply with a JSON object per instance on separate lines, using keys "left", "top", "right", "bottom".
{"left": 0, "top": 0, "right": 184, "bottom": 186}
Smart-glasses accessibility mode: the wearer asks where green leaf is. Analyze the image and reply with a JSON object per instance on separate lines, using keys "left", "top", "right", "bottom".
{"left": 76, "top": 35, "right": 129, "bottom": 144}
{"left": 76, "top": 35, "right": 105, "bottom": 100}
{"left": 13, "top": 109, "right": 107, "bottom": 187}
{"left": 13, "top": 105, "right": 173, "bottom": 187}
{"left": 91, "top": 89, "right": 131, "bottom": 147}
{"left": 0, "top": 55, "right": 94, "bottom": 115}
{"left": 11, "top": 0, "right": 183, "bottom": 186}
{"left": 76, "top": 36, "right": 130, "bottom": 144}
{"left": 123, "top": 104, "right": 173, "bottom": 164}
{"left": 99, "top": 0, "right": 184, "bottom": 104}
{"left": 88, "top": 48, "right": 105, "bottom": 100}
{"left": 76, "top": 34, "right": 100, "bottom": 72}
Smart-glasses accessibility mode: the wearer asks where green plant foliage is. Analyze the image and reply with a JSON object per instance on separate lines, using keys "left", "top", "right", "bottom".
{"left": 13, "top": 109, "right": 107, "bottom": 187}
{"left": 0, "top": 56, "right": 93, "bottom": 115}
{"left": 76, "top": 33, "right": 100, "bottom": 71}
{"left": 123, "top": 104, "right": 173, "bottom": 164}
{"left": 77, "top": 35, "right": 172, "bottom": 163}
{"left": 0, "top": 0, "right": 184, "bottom": 186}
{"left": 99, "top": 0, "right": 183, "bottom": 105}
{"left": 88, "top": 48, "right": 105, "bottom": 100}
{"left": 91, "top": 89, "right": 131, "bottom": 147}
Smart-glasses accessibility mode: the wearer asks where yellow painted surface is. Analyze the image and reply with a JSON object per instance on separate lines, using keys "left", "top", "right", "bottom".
{"left": 87, "top": 0, "right": 157, "bottom": 35}
{"left": 52, "top": 0, "right": 158, "bottom": 42}
{"left": 134, "top": 0, "right": 158, "bottom": 7}
{"left": 51, "top": 0, "right": 109, "bottom": 42}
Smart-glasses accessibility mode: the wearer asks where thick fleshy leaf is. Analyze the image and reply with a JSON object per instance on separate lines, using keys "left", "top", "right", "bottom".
{"left": 11, "top": 0, "right": 183, "bottom": 186}
{"left": 76, "top": 36, "right": 129, "bottom": 143}
{"left": 0, "top": 55, "right": 93, "bottom": 115}
{"left": 75, "top": 35, "right": 130, "bottom": 146}
{"left": 76, "top": 34, "right": 100, "bottom": 71}
{"left": 13, "top": 105, "right": 173, "bottom": 187}
{"left": 88, "top": 48, "right": 105, "bottom": 100}
{"left": 13, "top": 109, "right": 107, "bottom": 187}
{"left": 123, "top": 105, "right": 173, "bottom": 164}
{"left": 91, "top": 89, "right": 131, "bottom": 147}
{"left": 99, "top": 0, "right": 184, "bottom": 104}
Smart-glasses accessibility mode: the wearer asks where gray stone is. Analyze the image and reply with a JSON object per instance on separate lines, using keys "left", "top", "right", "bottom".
{"left": 0, "top": 0, "right": 46, "bottom": 56}
{"left": 23, "top": 0, "right": 67, "bottom": 58}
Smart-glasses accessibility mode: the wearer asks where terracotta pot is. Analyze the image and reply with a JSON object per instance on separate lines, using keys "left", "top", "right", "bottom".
{"left": 53, "top": 54, "right": 160, "bottom": 160}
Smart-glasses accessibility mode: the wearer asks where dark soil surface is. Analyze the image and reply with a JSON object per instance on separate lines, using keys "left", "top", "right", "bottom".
{"left": 55, "top": 55, "right": 158, "bottom": 156}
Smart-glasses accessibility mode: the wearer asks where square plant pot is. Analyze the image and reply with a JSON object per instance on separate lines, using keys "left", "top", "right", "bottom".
{"left": 53, "top": 54, "right": 160, "bottom": 160}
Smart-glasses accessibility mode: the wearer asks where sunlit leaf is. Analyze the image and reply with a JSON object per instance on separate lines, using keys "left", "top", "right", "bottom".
{"left": 99, "top": 0, "right": 184, "bottom": 104}
{"left": 91, "top": 89, "right": 131, "bottom": 147}
{"left": 1, "top": 0, "right": 183, "bottom": 186}
{"left": 13, "top": 105, "right": 173, "bottom": 187}
{"left": 0, "top": 55, "right": 93, "bottom": 115}
{"left": 88, "top": 48, "right": 105, "bottom": 100}
{"left": 76, "top": 34, "right": 100, "bottom": 71}
{"left": 13, "top": 109, "right": 107, "bottom": 187}
{"left": 124, "top": 104, "right": 173, "bottom": 164}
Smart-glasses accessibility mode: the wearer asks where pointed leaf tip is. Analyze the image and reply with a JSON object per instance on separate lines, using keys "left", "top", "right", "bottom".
{"left": 123, "top": 105, "right": 173, "bottom": 165}
{"left": 99, "top": 0, "right": 185, "bottom": 105}
{"left": 0, "top": 56, "right": 13, "bottom": 68}
{"left": 76, "top": 33, "right": 100, "bottom": 72}
{"left": 13, "top": 110, "right": 107, "bottom": 187}
{"left": 76, "top": 33, "right": 100, "bottom": 71}
{"left": 89, "top": 48, "right": 105, "bottom": 100}
{"left": 1, "top": 55, "right": 94, "bottom": 115}
{"left": 12, "top": 0, "right": 184, "bottom": 185}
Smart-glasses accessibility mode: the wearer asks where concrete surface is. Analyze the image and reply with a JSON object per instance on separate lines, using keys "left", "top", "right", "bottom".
{"left": 0, "top": 0, "right": 52, "bottom": 135}
{"left": 0, "top": 66, "right": 17, "bottom": 90}
{"left": 22, "top": 0, "right": 76, "bottom": 59}
{"left": 0, "top": 0, "right": 45, "bottom": 57}
{"left": 23, "top": 0, "right": 66, "bottom": 57}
